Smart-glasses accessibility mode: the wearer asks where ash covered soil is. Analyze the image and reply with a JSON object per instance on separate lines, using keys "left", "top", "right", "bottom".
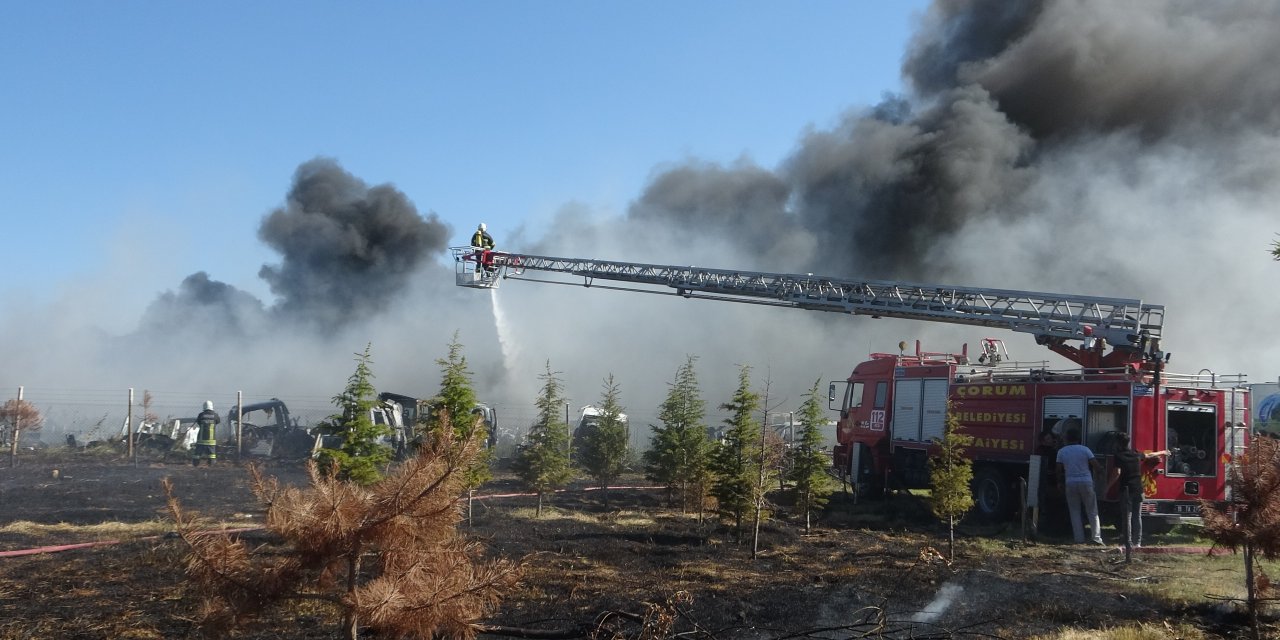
{"left": 0, "top": 455, "right": 1267, "bottom": 639}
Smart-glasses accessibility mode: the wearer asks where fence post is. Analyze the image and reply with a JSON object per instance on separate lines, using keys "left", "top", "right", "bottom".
{"left": 8, "top": 386, "right": 23, "bottom": 468}
{"left": 236, "top": 390, "right": 243, "bottom": 465}
{"left": 127, "top": 388, "right": 135, "bottom": 466}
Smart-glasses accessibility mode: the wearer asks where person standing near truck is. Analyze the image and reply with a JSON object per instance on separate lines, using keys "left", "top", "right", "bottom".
{"left": 1056, "top": 426, "right": 1104, "bottom": 545}
{"left": 192, "top": 401, "right": 219, "bottom": 467}
{"left": 1112, "top": 432, "right": 1169, "bottom": 548}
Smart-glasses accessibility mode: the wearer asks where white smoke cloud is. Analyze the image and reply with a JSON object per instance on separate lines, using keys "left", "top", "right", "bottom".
{"left": 4, "top": 0, "right": 1278, "bottom": 444}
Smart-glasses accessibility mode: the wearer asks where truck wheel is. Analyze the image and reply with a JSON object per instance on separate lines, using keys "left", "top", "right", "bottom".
{"left": 971, "top": 467, "right": 1011, "bottom": 520}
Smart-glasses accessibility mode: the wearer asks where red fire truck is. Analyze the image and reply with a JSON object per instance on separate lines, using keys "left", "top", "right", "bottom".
{"left": 452, "top": 248, "right": 1250, "bottom": 529}
{"left": 833, "top": 339, "right": 1247, "bottom": 529}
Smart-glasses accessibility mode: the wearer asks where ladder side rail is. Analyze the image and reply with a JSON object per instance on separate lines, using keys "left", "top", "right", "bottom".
{"left": 488, "top": 251, "right": 1165, "bottom": 347}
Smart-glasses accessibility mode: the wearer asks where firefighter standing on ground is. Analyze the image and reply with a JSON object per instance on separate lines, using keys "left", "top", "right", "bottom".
{"left": 193, "top": 401, "right": 219, "bottom": 467}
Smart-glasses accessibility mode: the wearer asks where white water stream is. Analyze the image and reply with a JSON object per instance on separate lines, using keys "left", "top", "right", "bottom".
{"left": 490, "top": 288, "right": 520, "bottom": 378}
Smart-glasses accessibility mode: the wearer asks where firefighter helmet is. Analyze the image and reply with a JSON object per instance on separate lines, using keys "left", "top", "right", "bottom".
{"left": 203, "top": 400, "right": 214, "bottom": 411}
{"left": 479, "top": 222, "right": 487, "bottom": 231}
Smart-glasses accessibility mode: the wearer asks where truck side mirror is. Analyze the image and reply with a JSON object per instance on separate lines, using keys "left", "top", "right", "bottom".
{"left": 828, "top": 382, "right": 837, "bottom": 410}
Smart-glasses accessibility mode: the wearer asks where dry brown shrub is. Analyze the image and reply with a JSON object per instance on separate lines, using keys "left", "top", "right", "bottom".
{"left": 166, "top": 418, "right": 520, "bottom": 639}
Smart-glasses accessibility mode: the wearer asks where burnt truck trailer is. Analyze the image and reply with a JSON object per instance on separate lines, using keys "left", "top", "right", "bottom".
{"left": 451, "top": 247, "right": 1251, "bottom": 529}
{"left": 376, "top": 392, "right": 499, "bottom": 455}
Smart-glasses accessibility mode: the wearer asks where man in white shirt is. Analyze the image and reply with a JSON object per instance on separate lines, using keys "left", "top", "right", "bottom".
{"left": 1055, "top": 427, "right": 1104, "bottom": 545}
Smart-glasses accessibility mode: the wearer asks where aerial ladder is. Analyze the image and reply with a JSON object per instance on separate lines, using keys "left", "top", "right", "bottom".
{"left": 451, "top": 246, "right": 1166, "bottom": 371}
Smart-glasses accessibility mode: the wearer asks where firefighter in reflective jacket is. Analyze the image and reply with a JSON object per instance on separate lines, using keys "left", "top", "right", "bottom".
{"left": 193, "top": 401, "right": 220, "bottom": 466}
{"left": 470, "top": 223, "right": 497, "bottom": 274}
{"left": 471, "top": 223, "right": 494, "bottom": 250}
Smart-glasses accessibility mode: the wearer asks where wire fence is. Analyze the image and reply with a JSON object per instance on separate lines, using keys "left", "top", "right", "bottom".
{"left": 0, "top": 385, "right": 833, "bottom": 456}
{"left": 0, "top": 386, "right": 338, "bottom": 447}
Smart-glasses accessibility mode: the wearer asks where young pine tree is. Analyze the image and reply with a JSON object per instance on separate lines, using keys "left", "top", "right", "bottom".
{"left": 644, "top": 356, "right": 711, "bottom": 515}
{"left": 513, "top": 361, "right": 574, "bottom": 516}
{"left": 1201, "top": 435, "right": 1280, "bottom": 639}
{"left": 431, "top": 331, "right": 492, "bottom": 523}
{"left": 431, "top": 331, "right": 481, "bottom": 438}
{"left": 710, "top": 365, "right": 762, "bottom": 538}
{"left": 930, "top": 405, "right": 974, "bottom": 560}
{"left": 315, "top": 344, "right": 393, "bottom": 485}
{"left": 166, "top": 414, "right": 520, "bottom": 640}
{"left": 788, "top": 379, "right": 838, "bottom": 532}
{"left": 577, "top": 374, "right": 629, "bottom": 508}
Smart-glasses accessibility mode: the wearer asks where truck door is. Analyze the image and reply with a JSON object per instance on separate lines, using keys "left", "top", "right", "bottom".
{"left": 1042, "top": 397, "right": 1084, "bottom": 441}
{"left": 1086, "top": 399, "right": 1128, "bottom": 449}
{"left": 892, "top": 378, "right": 948, "bottom": 442}
{"left": 1086, "top": 398, "right": 1129, "bottom": 500}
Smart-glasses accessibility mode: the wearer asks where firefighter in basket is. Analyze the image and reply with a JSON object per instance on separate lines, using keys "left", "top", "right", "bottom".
{"left": 470, "top": 223, "right": 496, "bottom": 275}
{"left": 192, "top": 401, "right": 220, "bottom": 467}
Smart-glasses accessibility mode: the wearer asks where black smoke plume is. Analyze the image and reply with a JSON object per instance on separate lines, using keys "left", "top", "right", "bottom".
{"left": 629, "top": 0, "right": 1280, "bottom": 283}
{"left": 138, "top": 271, "right": 267, "bottom": 340}
{"left": 258, "top": 158, "right": 450, "bottom": 332}
{"left": 138, "top": 157, "right": 450, "bottom": 338}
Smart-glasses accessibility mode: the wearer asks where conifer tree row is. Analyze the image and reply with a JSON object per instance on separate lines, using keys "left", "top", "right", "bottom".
{"left": 930, "top": 404, "right": 974, "bottom": 559}
{"left": 315, "top": 343, "right": 393, "bottom": 485}
{"left": 513, "top": 361, "right": 574, "bottom": 516}
{"left": 432, "top": 331, "right": 493, "bottom": 523}
{"left": 432, "top": 331, "right": 481, "bottom": 440}
{"left": 644, "top": 355, "right": 711, "bottom": 515}
{"left": 577, "top": 373, "right": 629, "bottom": 508}
{"left": 710, "top": 365, "right": 762, "bottom": 538}
{"left": 788, "top": 379, "right": 837, "bottom": 532}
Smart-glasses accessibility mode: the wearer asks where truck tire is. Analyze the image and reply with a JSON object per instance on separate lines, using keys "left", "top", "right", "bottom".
{"left": 971, "top": 466, "right": 1012, "bottom": 520}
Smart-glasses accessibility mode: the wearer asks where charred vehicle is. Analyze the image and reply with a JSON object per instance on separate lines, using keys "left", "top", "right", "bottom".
{"left": 226, "top": 398, "right": 318, "bottom": 459}
{"left": 376, "top": 392, "right": 499, "bottom": 456}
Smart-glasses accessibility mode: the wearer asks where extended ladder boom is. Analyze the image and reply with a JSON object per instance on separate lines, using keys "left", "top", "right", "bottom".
{"left": 452, "top": 248, "right": 1165, "bottom": 367}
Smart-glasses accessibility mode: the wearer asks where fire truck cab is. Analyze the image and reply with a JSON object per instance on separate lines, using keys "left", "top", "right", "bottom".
{"left": 832, "top": 342, "right": 1249, "bottom": 530}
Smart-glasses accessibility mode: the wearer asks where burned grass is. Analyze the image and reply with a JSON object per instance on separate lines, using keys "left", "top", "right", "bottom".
{"left": 0, "top": 460, "right": 1277, "bottom": 638}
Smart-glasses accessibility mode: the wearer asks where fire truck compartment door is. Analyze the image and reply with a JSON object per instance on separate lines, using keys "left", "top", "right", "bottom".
{"left": 921, "top": 379, "right": 948, "bottom": 442}
{"left": 1044, "top": 397, "right": 1085, "bottom": 436}
{"left": 892, "top": 380, "right": 920, "bottom": 441}
{"left": 892, "top": 378, "right": 948, "bottom": 442}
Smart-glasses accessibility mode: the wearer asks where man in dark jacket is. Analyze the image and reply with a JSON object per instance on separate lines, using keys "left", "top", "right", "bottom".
{"left": 470, "top": 222, "right": 494, "bottom": 250}
{"left": 470, "top": 223, "right": 497, "bottom": 274}
{"left": 1112, "top": 432, "right": 1169, "bottom": 548}
{"left": 193, "top": 401, "right": 220, "bottom": 467}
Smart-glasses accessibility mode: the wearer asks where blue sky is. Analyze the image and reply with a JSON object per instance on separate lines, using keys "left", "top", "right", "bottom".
{"left": 1, "top": 1, "right": 927, "bottom": 307}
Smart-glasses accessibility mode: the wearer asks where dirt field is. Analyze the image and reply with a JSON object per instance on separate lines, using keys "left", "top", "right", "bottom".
{"left": 0, "top": 451, "right": 1274, "bottom": 639}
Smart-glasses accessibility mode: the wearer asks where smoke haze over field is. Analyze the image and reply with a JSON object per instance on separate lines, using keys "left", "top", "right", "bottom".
{"left": 3, "top": 0, "right": 1279, "bottom": 439}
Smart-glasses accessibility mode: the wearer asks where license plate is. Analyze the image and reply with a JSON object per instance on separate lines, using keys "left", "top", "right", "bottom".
{"left": 1175, "top": 504, "right": 1200, "bottom": 514}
